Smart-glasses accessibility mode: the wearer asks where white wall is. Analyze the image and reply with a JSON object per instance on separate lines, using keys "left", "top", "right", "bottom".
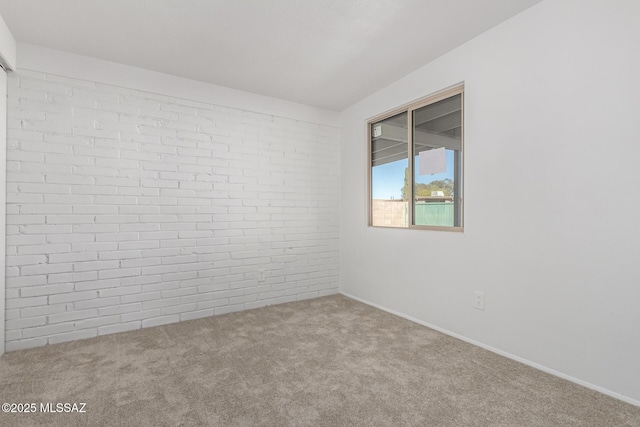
{"left": 17, "top": 44, "right": 339, "bottom": 128}
{"left": 0, "top": 69, "right": 6, "bottom": 355}
{"left": 0, "top": 13, "right": 16, "bottom": 70}
{"left": 5, "top": 56, "right": 340, "bottom": 350}
{"left": 340, "top": 0, "right": 640, "bottom": 405}
{"left": 0, "top": 10, "right": 15, "bottom": 357}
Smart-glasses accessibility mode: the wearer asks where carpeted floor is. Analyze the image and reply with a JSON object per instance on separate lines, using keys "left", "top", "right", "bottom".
{"left": 0, "top": 295, "right": 639, "bottom": 426}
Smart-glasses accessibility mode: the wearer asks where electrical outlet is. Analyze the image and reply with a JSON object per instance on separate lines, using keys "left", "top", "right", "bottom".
{"left": 258, "top": 270, "right": 266, "bottom": 282}
{"left": 474, "top": 291, "right": 485, "bottom": 311}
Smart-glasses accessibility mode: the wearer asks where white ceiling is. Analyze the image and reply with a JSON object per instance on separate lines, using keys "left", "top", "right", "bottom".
{"left": 0, "top": 0, "right": 541, "bottom": 111}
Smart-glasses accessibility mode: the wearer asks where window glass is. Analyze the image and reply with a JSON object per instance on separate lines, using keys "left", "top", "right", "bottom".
{"left": 411, "top": 93, "right": 462, "bottom": 227}
{"left": 371, "top": 112, "right": 408, "bottom": 227}
{"left": 369, "top": 86, "right": 463, "bottom": 231}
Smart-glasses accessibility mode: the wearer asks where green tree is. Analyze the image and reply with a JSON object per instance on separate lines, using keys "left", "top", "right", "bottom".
{"left": 401, "top": 167, "right": 453, "bottom": 200}
{"left": 401, "top": 167, "right": 410, "bottom": 200}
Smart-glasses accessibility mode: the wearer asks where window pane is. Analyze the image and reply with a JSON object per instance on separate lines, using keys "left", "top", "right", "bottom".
{"left": 371, "top": 112, "right": 408, "bottom": 227}
{"left": 412, "top": 93, "right": 462, "bottom": 227}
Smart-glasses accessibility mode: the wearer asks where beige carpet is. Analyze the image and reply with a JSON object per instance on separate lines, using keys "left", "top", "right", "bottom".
{"left": 0, "top": 295, "right": 638, "bottom": 426}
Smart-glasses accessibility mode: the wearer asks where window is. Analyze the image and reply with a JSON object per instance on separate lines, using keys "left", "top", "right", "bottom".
{"left": 369, "top": 84, "right": 464, "bottom": 231}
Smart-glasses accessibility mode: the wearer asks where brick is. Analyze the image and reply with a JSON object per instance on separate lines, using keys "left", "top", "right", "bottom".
{"left": 72, "top": 204, "right": 119, "bottom": 215}
{"left": 8, "top": 172, "right": 45, "bottom": 183}
{"left": 22, "top": 263, "right": 73, "bottom": 276}
{"left": 21, "top": 304, "right": 67, "bottom": 318}
{"left": 96, "top": 215, "right": 139, "bottom": 224}
{"left": 7, "top": 214, "right": 46, "bottom": 225}
{"left": 99, "top": 303, "right": 142, "bottom": 316}
{"left": 72, "top": 242, "right": 117, "bottom": 252}
{"left": 95, "top": 232, "right": 139, "bottom": 242}
{"left": 198, "top": 298, "right": 231, "bottom": 310}
{"left": 22, "top": 323, "right": 75, "bottom": 339}
{"left": 48, "top": 271, "right": 98, "bottom": 284}
{"left": 5, "top": 70, "right": 340, "bottom": 350}
{"left": 73, "top": 260, "right": 120, "bottom": 272}
{"left": 121, "top": 309, "right": 161, "bottom": 322}
{"left": 49, "top": 290, "right": 98, "bottom": 304}
{"left": 46, "top": 233, "right": 95, "bottom": 243}
{"left": 6, "top": 317, "right": 47, "bottom": 330}
{"left": 72, "top": 185, "right": 118, "bottom": 195}
{"left": 98, "top": 268, "right": 141, "bottom": 280}
{"left": 45, "top": 194, "right": 93, "bottom": 204}
{"left": 98, "top": 250, "right": 141, "bottom": 260}
{"left": 18, "top": 183, "right": 70, "bottom": 194}
{"left": 73, "top": 224, "right": 119, "bottom": 233}
{"left": 20, "top": 205, "right": 73, "bottom": 217}
{"left": 74, "top": 315, "right": 121, "bottom": 329}
{"left": 6, "top": 296, "right": 48, "bottom": 309}
{"left": 18, "top": 243, "right": 71, "bottom": 255}
{"left": 161, "top": 303, "right": 197, "bottom": 316}
{"left": 49, "top": 309, "right": 98, "bottom": 324}
{"left": 6, "top": 255, "right": 48, "bottom": 266}
{"left": 118, "top": 240, "right": 159, "bottom": 250}
{"left": 46, "top": 174, "right": 95, "bottom": 185}
{"left": 74, "top": 296, "right": 120, "bottom": 310}
{"left": 120, "top": 292, "right": 162, "bottom": 304}
{"left": 95, "top": 157, "right": 138, "bottom": 169}
{"left": 20, "top": 140, "right": 71, "bottom": 154}
{"left": 45, "top": 153, "right": 92, "bottom": 166}
{"left": 5, "top": 330, "right": 22, "bottom": 341}
{"left": 6, "top": 275, "right": 47, "bottom": 290}
{"left": 49, "top": 252, "right": 98, "bottom": 263}
{"left": 46, "top": 215, "right": 95, "bottom": 224}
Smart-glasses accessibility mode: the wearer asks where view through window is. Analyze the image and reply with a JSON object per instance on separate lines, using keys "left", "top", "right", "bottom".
{"left": 369, "top": 85, "right": 463, "bottom": 230}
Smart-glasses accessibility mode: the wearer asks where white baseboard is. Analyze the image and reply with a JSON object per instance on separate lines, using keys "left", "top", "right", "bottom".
{"left": 340, "top": 291, "right": 640, "bottom": 408}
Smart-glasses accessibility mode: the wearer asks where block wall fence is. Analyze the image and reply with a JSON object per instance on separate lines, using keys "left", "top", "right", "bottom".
{"left": 4, "top": 70, "right": 340, "bottom": 351}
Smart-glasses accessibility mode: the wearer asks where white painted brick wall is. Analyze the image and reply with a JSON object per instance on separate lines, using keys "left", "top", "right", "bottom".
{"left": 5, "top": 70, "right": 340, "bottom": 351}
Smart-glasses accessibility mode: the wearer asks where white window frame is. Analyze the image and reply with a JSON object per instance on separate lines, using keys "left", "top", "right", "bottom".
{"left": 367, "top": 83, "right": 464, "bottom": 232}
